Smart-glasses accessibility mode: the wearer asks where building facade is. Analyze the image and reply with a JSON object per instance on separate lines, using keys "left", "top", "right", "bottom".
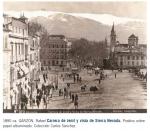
{"left": 3, "top": 14, "right": 30, "bottom": 109}
{"left": 3, "top": 14, "right": 41, "bottom": 110}
{"left": 115, "top": 34, "right": 146, "bottom": 68}
{"left": 3, "top": 22, "right": 12, "bottom": 109}
{"left": 109, "top": 23, "right": 147, "bottom": 69}
{"left": 40, "top": 35, "right": 68, "bottom": 70}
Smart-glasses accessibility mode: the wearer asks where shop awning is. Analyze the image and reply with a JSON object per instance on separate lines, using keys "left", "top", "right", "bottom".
{"left": 20, "top": 65, "right": 29, "bottom": 75}
{"left": 17, "top": 66, "right": 24, "bottom": 76}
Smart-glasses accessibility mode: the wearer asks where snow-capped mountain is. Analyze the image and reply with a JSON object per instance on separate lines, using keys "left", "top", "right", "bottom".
{"left": 5, "top": 11, "right": 146, "bottom": 43}
{"left": 5, "top": 11, "right": 144, "bottom": 26}
{"left": 30, "top": 12, "right": 146, "bottom": 44}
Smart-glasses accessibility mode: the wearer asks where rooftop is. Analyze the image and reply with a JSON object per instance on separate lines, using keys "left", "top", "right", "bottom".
{"left": 128, "top": 34, "right": 138, "bottom": 39}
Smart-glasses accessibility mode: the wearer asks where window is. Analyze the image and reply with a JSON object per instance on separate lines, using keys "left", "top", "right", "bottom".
{"left": 24, "top": 29, "right": 26, "bottom": 35}
{"left": 15, "top": 27, "right": 17, "bottom": 33}
{"left": 132, "top": 56, "right": 135, "bottom": 60}
{"left": 4, "top": 36, "right": 8, "bottom": 48}
{"left": 48, "top": 61, "right": 50, "bottom": 65}
{"left": 141, "top": 61, "right": 143, "bottom": 65}
{"left": 19, "top": 44, "right": 21, "bottom": 55}
{"left": 10, "top": 68, "right": 14, "bottom": 82}
{"left": 120, "top": 56, "right": 123, "bottom": 60}
{"left": 12, "top": 26, "right": 14, "bottom": 33}
{"left": 141, "top": 56, "right": 144, "bottom": 60}
{"left": 23, "top": 29, "right": 24, "bottom": 35}
{"left": 56, "top": 61, "right": 58, "bottom": 65}
{"left": 128, "top": 61, "right": 130, "bottom": 65}
{"left": 21, "top": 44, "right": 24, "bottom": 55}
{"left": 52, "top": 60, "right": 55, "bottom": 66}
{"left": 132, "top": 61, "right": 134, "bottom": 66}
{"left": 11, "top": 44, "right": 13, "bottom": 62}
{"left": 120, "top": 61, "right": 123, "bottom": 66}
{"left": 15, "top": 44, "right": 17, "bottom": 60}
{"left": 136, "top": 56, "right": 139, "bottom": 60}
{"left": 44, "top": 61, "right": 46, "bottom": 65}
{"left": 127, "top": 56, "right": 130, "bottom": 60}
{"left": 137, "top": 61, "right": 139, "bottom": 66}
{"left": 25, "top": 45, "right": 28, "bottom": 59}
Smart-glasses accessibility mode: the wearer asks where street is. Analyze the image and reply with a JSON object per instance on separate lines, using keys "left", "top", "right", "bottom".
{"left": 36, "top": 69, "right": 147, "bottom": 110}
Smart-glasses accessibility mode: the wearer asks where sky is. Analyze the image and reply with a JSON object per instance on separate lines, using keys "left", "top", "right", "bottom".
{"left": 3, "top": 1, "right": 146, "bottom": 20}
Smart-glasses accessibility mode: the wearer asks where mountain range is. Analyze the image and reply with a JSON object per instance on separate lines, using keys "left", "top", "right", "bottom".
{"left": 28, "top": 12, "right": 146, "bottom": 44}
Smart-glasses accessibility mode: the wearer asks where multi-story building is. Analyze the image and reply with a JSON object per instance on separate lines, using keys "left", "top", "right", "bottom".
{"left": 115, "top": 34, "right": 147, "bottom": 68}
{"left": 109, "top": 23, "right": 147, "bottom": 69}
{"left": 3, "top": 22, "right": 12, "bottom": 109}
{"left": 3, "top": 14, "right": 30, "bottom": 109}
{"left": 40, "top": 35, "right": 68, "bottom": 70}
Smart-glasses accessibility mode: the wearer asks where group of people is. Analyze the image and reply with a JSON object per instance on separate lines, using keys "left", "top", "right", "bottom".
{"left": 29, "top": 70, "right": 81, "bottom": 110}
{"left": 135, "top": 71, "right": 147, "bottom": 81}
{"left": 70, "top": 93, "right": 79, "bottom": 109}
{"left": 73, "top": 73, "right": 82, "bottom": 83}
{"left": 34, "top": 83, "right": 55, "bottom": 109}
{"left": 98, "top": 72, "right": 106, "bottom": 84}
{"left": 59, "top": 86, "right": 79, "bottom": 109}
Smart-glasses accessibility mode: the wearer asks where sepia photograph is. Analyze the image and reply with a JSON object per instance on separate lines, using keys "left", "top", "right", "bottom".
{"left": 3, "top": 1, "right": 147, "bottom": 113}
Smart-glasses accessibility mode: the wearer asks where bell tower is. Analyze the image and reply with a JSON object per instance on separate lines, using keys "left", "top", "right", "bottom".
{"left": 110, "top": 22, "right": 116, "bottom": 53}
{"left": 109, "top": 23, "right": 117, "bottom": 68}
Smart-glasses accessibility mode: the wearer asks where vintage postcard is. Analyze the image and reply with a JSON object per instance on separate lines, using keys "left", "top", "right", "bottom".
{"left": 2, "top": 0, "right": 147, "bottom": 113}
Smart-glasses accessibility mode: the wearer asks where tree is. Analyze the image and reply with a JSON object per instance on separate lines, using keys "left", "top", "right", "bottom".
{"left": 68, "top": 38, "right": 108, "bottom": 67}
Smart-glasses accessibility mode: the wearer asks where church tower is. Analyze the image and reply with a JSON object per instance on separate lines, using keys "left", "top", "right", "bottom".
{"left": 110, "top": 22, "right": 116, "bottom": 53}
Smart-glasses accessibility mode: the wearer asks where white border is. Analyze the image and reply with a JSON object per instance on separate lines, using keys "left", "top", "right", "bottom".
{"left": 0, "top": 0, "right": 149, "bottom": 131}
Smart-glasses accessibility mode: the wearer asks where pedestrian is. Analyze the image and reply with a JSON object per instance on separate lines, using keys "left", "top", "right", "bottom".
{"left": 59, "top": 89, "right": 62, "bottom": 96}
{"left": 74, "top": 99, "right": 78, "bottom": 109}
{"left": 43, "top": 94, "right": 47, "bottom": 109}
{"left": 77, "top": 74, "right": 79, "bottom": 82}
{"left": 50, "top": 87, "right": 53, "bottom": 98}
{"left": 69, "top": 91, "right": 72, "bottom": 99}
{"left": 29, "top": 94, "right": 32, "bottom": 107}
{"left": 42, "top": 84, "right": 45, "bottom": 92}
{"left": 64, "top": 87, "right": 67, "bottom": 99}
{"left": 74, "top": 94, "right": 78, "bottom": 109}
{"left": 36, "top": 95, "right": 40, "bottom": 109}
{"left": 79, "top": 77, "right": 82, "bottom": 83}
{"left": 115, "top": 73, "right": 116, "bottom": 78}
{"left": 98, "top": 78, "right": 101, "bottom": 84}
{"left": 55, "top": 85, "right": 58, "bottom": 90}
{"left": 75, "top": 94, "right": 78, "bottom": 101}
{"left": 36, "top": 83, "right": 38, "bottom": 89}
{"left": 71, "top": 94, "right": 74, "bottom": 102}
{"left": 67, "top": 83, "right": 70, "bottom": 88}
{"left": 74, "top": 76, "right": 76, "bottom": 83}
